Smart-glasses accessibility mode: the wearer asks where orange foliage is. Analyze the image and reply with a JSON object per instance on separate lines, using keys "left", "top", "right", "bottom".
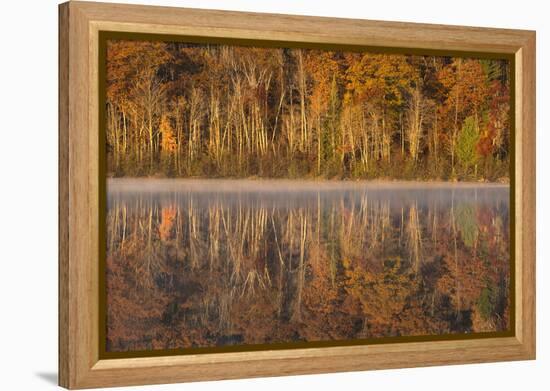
{"left": 159, "top": 206, "right": 176, "bottom": 241}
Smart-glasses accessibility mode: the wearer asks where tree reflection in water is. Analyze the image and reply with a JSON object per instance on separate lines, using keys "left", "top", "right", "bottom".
{"left": 105, "top": 180, "right": 510, "bottom": 352}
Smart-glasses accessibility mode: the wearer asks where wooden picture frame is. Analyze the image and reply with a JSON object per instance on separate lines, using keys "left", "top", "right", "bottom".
{"left": 59, "top": 1, "right": 536, "bottom": 388}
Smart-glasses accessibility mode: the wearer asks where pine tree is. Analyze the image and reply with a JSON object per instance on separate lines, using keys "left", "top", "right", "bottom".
{"left": 456, "top": 116, "right": 480, "bottom": 176}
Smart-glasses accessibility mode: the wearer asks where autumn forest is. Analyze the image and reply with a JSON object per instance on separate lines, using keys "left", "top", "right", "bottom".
{"left": 106, "top": 40, "right": 510, "bottom": 181}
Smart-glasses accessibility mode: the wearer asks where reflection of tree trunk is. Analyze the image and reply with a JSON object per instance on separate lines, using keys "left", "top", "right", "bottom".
{"left": 407, "top": 202, "right": 422, "bottom": 273}
{"left": 292, "top": 210, "right": 307, "bottom": 322}
{"left": 147, "top": 206, "right": 152, "bottom": 250}
{"left": 140, "top": 206, "right": 154, "bottom": 287}
{"left": 277, "top": 235, "right": 284, "bottom": 318}
{"left": 329, "top": 207, "right": 337, "bottom": 285}
{"left": 175, "top": 203, "right": 182, "bottom": 260}
{"left": 208, "top": 205, "right": 220, "bottom": 270}
{"left": 109, "top": 200, "right": 119, "bottom": 250}
{"left": 399, "top": 206, "right": 404, "bottom": 247}
{"left": 450, "top": 191, "right": 460, "bottom": 318}
{"left": 316, "top": 192, "right": 321, "bottom": 248}
{"left": 121, "top": 204, "right": 126, "bottom": 251}
{"left": 271, "top": 213, "right": 285, "bottom": 266}
{"left": 188, "top": 197, "right": 200, "bottom": 270}
{"left": 287, "top": 211, "right": 294, "bottom": 270}
{"left": 346, "top": 194, "right": 356, "bottom": 245}
{"left": 431, "top": 201, "right": 438, "bottom": 246}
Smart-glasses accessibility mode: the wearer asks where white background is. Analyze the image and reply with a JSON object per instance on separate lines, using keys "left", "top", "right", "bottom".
{"left": 0, "top": 0, "right": 547, "bottom": 389}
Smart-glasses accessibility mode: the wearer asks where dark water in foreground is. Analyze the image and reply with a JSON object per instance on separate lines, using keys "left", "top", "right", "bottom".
{"left": 105, "top": 179, "right": 510, "bottom": 353}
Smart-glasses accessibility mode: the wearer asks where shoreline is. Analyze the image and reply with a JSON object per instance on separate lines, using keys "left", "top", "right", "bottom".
{"left": 107, "top": 177, "right": 510, "bottom": 192}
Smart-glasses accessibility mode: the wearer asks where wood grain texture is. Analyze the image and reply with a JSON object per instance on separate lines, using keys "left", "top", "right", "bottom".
{"left": 59, "top": 1, "right": 95, "bottom": 388}
{"left": 58, "top": 3, "right": 70, "bottom": 387}
{"left": 58, "top": 1, "right": 536, "bottom": 388}
{"left": 516, "top": 34, "right": 536, "bottom": 354}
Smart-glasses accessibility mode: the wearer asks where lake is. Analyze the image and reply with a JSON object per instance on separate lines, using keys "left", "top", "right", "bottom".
{"left": 105, "top": 179, "right": 510, "bottom": 353}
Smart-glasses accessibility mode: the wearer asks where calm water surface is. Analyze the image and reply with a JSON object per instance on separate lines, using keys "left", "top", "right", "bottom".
{"left": 105, "top": 179, "right": 510, "bottom": 353}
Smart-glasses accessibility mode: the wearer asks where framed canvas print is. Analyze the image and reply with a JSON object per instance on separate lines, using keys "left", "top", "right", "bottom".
{"left": 59, "top": 1, "right": 536, "bottom": 389}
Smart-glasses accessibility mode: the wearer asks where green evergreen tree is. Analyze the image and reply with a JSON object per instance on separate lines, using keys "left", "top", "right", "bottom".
{"left": 456, "top": 116, "right": 480, "bottom": 176}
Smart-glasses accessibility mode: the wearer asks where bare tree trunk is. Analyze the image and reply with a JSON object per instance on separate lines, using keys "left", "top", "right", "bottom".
{"left": 451, "top": 59, "right": 462, "bottom": 176}
{"left": 296, "top": 50, "right": 308, "bottom": 152}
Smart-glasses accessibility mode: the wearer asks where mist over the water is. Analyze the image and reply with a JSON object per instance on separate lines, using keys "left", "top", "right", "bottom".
{"left": 107, "top": 178, "right": 509, "bottom": 210}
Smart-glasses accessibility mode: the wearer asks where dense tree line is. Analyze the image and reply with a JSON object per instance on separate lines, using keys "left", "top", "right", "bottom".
{"left": 106, "top": 40, "right": 510, "bottom": 181}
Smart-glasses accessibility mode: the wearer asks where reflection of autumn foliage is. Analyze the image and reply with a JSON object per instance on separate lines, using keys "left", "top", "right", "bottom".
{"left": 159, "top": 206, "right": 176, "bottom": 242}
{"left": 435, "top": 201, "right": 509, "bottom": 333}
{"left": 344, "top": 258, "right": 418, "bottom": 336}
{"left": 106, "top": 190, "right": 510, "bottom": 352}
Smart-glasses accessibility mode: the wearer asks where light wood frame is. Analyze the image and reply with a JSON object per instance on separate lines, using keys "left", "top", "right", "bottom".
{"left": 59, "top": 1, "right": 536, "bottom": 388}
